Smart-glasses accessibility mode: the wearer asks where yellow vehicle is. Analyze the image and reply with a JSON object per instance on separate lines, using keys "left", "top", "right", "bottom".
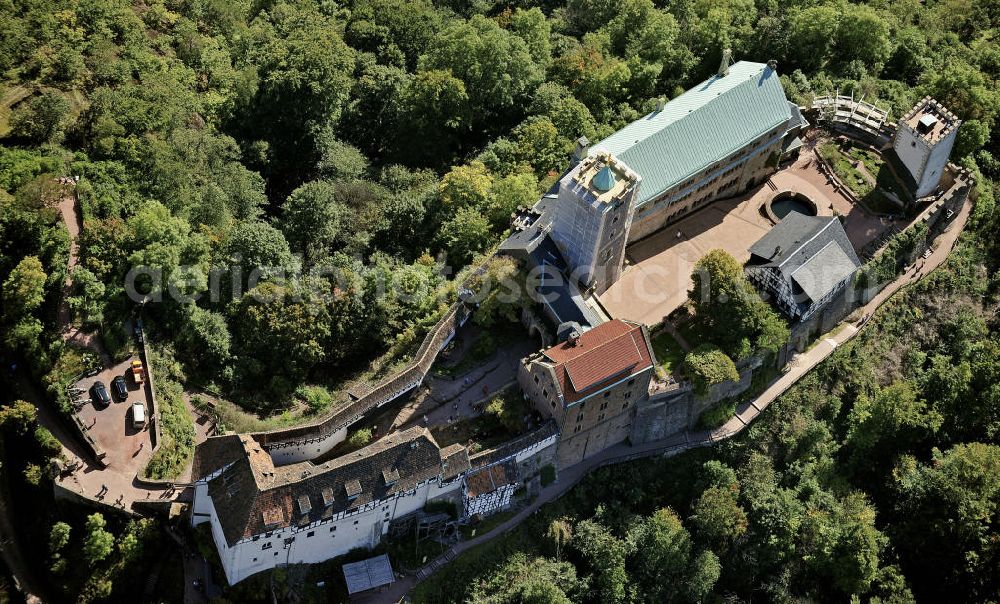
{"left": 131, "top": 360, "right": 145, "bottom": 385}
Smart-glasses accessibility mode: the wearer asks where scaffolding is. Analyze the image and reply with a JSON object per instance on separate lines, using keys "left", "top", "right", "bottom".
{"left": 813, "top": 90, "right": 891, "bottom": 139}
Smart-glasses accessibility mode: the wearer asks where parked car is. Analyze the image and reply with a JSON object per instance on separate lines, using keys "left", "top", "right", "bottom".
{"left": 131, "top": 401, "right": 146, "bottom": 429}
{"left": 111, "top": 376, "right": 128, "bottom": 402}
{"left": 90, "top": 381, "right": 111, "bottom": 408}
{"left": 131, "top": 360, "right": 145, "bottom": 384}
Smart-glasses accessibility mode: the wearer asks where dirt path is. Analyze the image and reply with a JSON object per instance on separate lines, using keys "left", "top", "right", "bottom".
{"left": 55, "top": 186, "right": 113, "bottom": 366}
{"left": 362, "top": 195, "right": 972, "bottom": 604}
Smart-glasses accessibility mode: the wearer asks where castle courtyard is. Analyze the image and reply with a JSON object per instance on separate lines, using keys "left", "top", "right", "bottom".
{"left": 597, "top": 144, "right": 891, "bottom": 327}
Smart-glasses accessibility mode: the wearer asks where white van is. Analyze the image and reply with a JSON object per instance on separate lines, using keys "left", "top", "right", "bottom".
{"left": 131, "top": 401, "right": 146, "bottom": 429}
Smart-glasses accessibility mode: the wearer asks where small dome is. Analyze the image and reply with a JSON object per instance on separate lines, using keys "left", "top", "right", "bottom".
{"left": 592, "top": 165, "right": 617, "bottom": 192}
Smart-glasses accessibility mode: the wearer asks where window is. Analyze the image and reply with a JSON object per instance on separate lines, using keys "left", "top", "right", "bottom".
{"left": 542, "top": 389, "right": 548, "bottom": 399}
{"left": 627, "top": 379, "right": 635, "bottom": 386}
{"left": 353, "top": 520, "right": 359, "bottom": 525}
{"left": 253, "top": 558, "right": 258, "bottom": 563}
{"left": 598, "top": 413, "right": 605, "bottom": 422}
{"left": 550, "top": 400, "right": 555, "bottom": 409}
{"left": 262, "top": 542, "right": 272, "bottom": 550}
{"left": 574, "top": 425, "right": 581, "bottom": 433}
{"left": 600, "top": 401, "right": 608, "bottom": 411}
{"left": 622, "top": 402, "right": 629, "bottom": 410}
{"left": 603, "top": 391, "right": 610, "bottom": 398}
{"left": 624, "top": 392, "right": 632, "bottom": 399}
{"left": 576, "top": 413, "right": 583, "bottom": 423}
{"left": 534, "top": 375, "right": 539, "bottom": 384}
{"left": 330, "top": 526, "right": 337, "bottom": 532}
{"left": 307, "top": 531, "right": 314, "bottom": 538}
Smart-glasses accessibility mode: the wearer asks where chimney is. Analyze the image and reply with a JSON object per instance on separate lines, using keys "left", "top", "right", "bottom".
{"left": 718, "top": 48, "right": 732, "bottom": 76}
{"left": 568, "top": 330, "right": 581, "bottom": 346}
{"left": 573, "top": 136, "right": 590, "bottom": 162}
{"left": 656, "top": 96, "right": 666, "bottom": 112}
{"left": 767, "top": 59, "right": 778, "bottom": 71}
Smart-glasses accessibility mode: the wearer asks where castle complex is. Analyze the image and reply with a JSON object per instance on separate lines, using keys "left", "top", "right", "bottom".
{"left": 191, "top": 57, "right": 966, "bottom": 586}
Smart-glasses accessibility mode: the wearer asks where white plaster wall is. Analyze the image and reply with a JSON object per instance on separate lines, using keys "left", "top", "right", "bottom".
{"left": 514, "top": 434, "right": 558, "bottom": 464}
{"left": 267, "top": 424, "right": 348, "bottom": 466}
{"left": 894, "top": 126, "right": 930, "bottom": 184}
{"left": 200, "top": 478, "right": 462, "bottom": 585}
{"left": 917, "top": 127, "right": 957, "bottom": 197}
{"left": 191, "top": 482, "right": 214, "bottom": 523}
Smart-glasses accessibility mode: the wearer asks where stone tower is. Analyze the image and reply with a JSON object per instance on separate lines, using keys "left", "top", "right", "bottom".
{"left": 550, "top": 152, "right": 641, "bottom": 294}
{"left": 892, "top": 97, "right": 961, "bottom": 199}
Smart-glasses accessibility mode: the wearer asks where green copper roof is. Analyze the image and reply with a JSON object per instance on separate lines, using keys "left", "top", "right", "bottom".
{"left": 592, "top": 166, "right": 617, "bottom": 192}
{"left": 593, "top": 61, "right": 793, "bottom": 206}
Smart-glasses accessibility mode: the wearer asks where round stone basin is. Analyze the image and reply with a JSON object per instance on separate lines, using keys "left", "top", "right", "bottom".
{"left": 769, "top": 191, "right": 818, "bottom": 221}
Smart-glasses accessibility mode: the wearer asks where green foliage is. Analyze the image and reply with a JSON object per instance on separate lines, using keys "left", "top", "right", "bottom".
{"left": 279, "top": 180, "right": 344, "bottom": 264}
{"left": 83, "top": 513, "right": 114, "bottom": 566}
{"left": 2, "top": 256, "right": 47, "bottom": 319}
{"left": 572, "top": 518, "right": 628, "bottom": 602}
{"left": 143, "top": 347, "right": 196, "bottom": 480}
{"left": 689, "top": 250, "right": 789, "bottom": 358}
{"left": 436, "top": 206, "right": 494, "bottom": 266}
{"left": 419, "top": 15, "right": 544, "bottom": 126}
{"left": 295, "top": 385, "right": 335, "bottom": 415}
{"left": 684, "top": 344, "right": 740, "bottom": 395}
{"left": 484, "top": 394, "right": 526, "bottom": 435}
{"left": 10, "top": 91, "right": 71, "bottom": 144}
{"left": 347, "top": 427, "right": 373, "bottom": 450}
{"left": 691, "top": 484, "right": 747, "bottom": 546}
{"left": 34, "top": 426, "right": 62, "bottom": 458}
{"left": 49, "top": 521, "right": 71, "bottom": 555}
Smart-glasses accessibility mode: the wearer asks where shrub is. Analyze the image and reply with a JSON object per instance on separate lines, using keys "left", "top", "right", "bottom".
{"left": 34, "top": 425, "right": 62, "bottom": 458}
{"left": 484, "top": 395, "right": 525, "bottom": 434}
{"left": 296, "top": 385, "right": 334, "bottom": 415}
{"left": 684, "top": 345, "right": 740, "bottom": 395}
{"left": 347, "top": 428, "right": 373, "bottom": 450}
{"left": 697, "top": 400, "right": 737, "bottom": 430}
{"left": 143, "top": 351, "right": 196, "bottom": 480}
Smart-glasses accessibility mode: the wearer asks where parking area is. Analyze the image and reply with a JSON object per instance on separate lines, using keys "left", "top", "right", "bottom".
{"left": 72, "top": 355, "right": 155, "bottom": 485}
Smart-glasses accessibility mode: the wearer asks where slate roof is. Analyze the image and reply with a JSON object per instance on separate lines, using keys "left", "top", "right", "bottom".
{"left": 440, "top": 444, "right": 470, "bottom": 481}
{"left": 748, "top": 213, "right": 861, "bottom": 305}
{"left": 541, "top": 320, "right": 654, "bottom": 403}
{"left": 191, "top": 434, "right": 244, "bottom": 481}
{"left": 205, "top": 427, "right": 455, "bottom": 546}
{"left": 593, "top": 61, "right": 793, "bottom": 206}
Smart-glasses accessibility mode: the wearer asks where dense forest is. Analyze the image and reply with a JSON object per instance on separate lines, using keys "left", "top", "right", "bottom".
{"left": 3, "top": 0, "right": 997, "bottom": 412}
{"left": 412, "top": 219, "right": 1000, "bottom": 603}
{"left": 1, "top": 0, "right": 999, "bottom": 599}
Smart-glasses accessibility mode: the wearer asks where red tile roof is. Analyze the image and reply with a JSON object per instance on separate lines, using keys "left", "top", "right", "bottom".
{"left": 542, "top": 320, "right": 653, "bottom": 403}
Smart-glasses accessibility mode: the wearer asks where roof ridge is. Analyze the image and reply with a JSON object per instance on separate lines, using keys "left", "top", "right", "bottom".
{"left": 777, "top": 216, "right": 836, "bottom": 269}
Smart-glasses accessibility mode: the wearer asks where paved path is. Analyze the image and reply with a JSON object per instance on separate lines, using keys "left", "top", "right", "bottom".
{"left": 362, "top": 195, "right": 972, "bottom": 604}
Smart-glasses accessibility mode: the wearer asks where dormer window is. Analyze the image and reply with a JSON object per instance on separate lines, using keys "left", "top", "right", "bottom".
{"left": 297, "top": 494, "right": 312, "bottom": 516}
{"left": 262, "top": 507, "right": 284, "bottom": 529}
{"left": 321, "top": 487, "right": 335, "bottom": 507}
{"left": 382, "top": 468, "right": 400, "bottom": 486}
{"left": 344, "top": 479, "right": 362, "bottom": 500}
